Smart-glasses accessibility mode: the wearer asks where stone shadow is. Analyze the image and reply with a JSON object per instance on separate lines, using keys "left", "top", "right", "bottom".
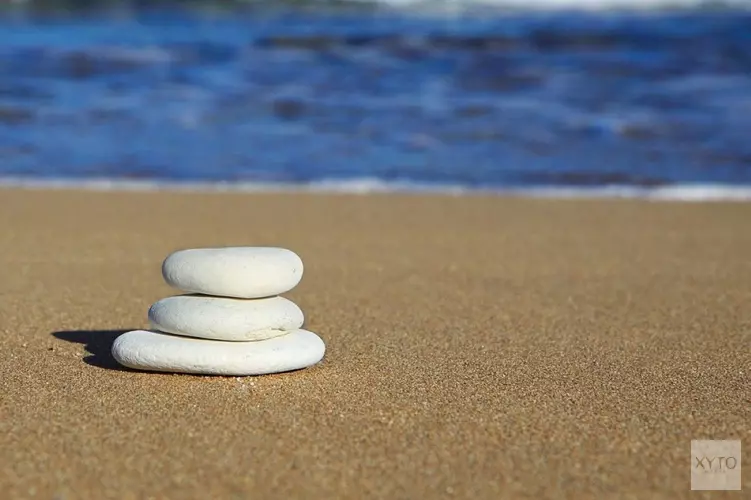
{"left": 52, "top": 329, "right": 131, "bottom": 371}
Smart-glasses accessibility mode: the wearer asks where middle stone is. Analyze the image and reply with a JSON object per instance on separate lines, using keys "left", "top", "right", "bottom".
{"left": 148, "top": 295, "right": 304, "bottom": 341}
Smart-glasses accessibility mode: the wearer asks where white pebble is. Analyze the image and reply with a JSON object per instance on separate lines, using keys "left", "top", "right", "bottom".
{"left": 162, "top": 247, "right": 303, "bottom": 299}
{"left": 112, "top": 329, "right": 325, "bottom": 376}
{"left": 148, "top": 295, "right": 304, "bottom": 341}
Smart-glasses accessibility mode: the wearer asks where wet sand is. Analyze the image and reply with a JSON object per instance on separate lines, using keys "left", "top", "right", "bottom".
{"left": 0, "top": 188, "right": 748, "bottom": 499}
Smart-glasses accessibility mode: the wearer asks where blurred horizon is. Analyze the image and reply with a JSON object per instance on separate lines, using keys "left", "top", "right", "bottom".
{"left": 2, "top": 0, "right": 751, "bottom": 15}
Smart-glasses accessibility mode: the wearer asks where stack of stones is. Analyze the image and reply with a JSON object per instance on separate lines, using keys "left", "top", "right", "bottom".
{"left": 112, "top": 247, "right": 325, "bottom": 376}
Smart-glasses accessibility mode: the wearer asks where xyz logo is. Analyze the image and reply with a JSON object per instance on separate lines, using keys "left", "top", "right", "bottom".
{"left": 694, "top": 455, "right": 739, "bottom": 473}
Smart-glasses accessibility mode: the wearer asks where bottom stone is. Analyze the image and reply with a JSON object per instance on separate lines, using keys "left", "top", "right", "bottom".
{"left": 111, "top": 329, "right": 325, "bottom": 376}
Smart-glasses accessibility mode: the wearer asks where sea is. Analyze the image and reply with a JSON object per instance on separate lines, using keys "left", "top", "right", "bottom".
{"left": 1, "top": 0, "right": 751, "bottom": 200}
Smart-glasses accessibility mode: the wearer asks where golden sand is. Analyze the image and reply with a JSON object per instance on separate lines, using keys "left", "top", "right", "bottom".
{"left": 0, "top": 188, "right": 748, "bottom": 499}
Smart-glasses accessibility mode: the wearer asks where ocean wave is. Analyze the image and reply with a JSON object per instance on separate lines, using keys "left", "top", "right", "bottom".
{"left": 1, "top": 176, "right": 750, "bottom": 201}
{"left": 346, "top": 0, "right": 751, "bottom": 12}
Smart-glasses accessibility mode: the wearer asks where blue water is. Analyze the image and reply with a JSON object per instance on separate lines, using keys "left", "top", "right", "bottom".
{"left": 1, "top": 7, "right": 750, "bottom": 195}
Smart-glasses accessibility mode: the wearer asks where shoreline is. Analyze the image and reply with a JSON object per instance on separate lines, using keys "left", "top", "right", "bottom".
{"left": 3, "top": 177, "right": 751, "bottom": 201}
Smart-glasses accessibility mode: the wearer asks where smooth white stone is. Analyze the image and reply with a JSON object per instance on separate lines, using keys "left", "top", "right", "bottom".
{"left": 148, "top": 295, "right": 304, "bottom": 341}
{"left": 162, "top": 247, "right": 303, "bottom": 299}
{"left": 111, "top": 329, "right": 325, "bottom": 376}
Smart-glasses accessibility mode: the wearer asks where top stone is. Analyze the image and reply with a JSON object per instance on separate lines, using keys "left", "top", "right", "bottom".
{"left": 162, "top": 247, "right": 304, "bottom": 298}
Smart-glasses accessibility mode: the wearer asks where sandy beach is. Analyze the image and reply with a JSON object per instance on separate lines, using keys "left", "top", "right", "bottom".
{"left": 0, "top": 188, "right": 748, "bottom": 499}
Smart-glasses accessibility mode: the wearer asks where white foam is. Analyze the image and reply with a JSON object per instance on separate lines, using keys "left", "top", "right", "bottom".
{"left": 353, "top": 0, "right": 751, "bottom": 12}
{"left": 1, "top": 176, "right": 750, "bottom": 201}
{"left": 511, "top": 185, "right": 751, "bottom": 201}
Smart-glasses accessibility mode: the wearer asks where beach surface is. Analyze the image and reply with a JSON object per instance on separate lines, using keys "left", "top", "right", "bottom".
{"left": 0, "top": 188, "right": 748, "bottom": 499}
